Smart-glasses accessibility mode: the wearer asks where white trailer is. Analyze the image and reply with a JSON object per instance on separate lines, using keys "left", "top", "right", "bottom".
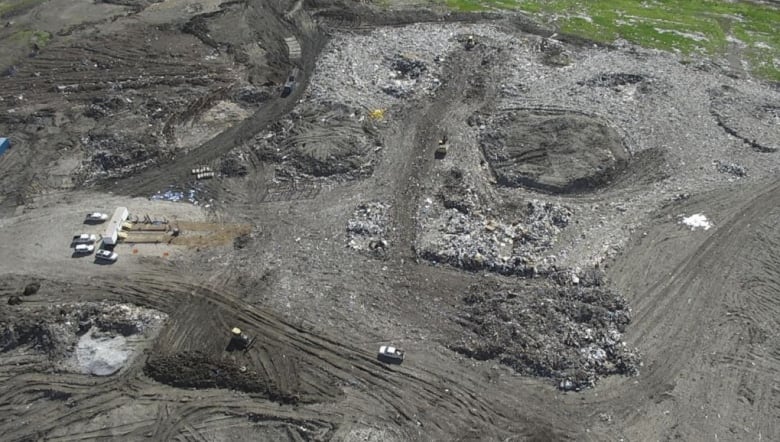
{"left": 102, "top": 207, "right": 129, "bottom": 245}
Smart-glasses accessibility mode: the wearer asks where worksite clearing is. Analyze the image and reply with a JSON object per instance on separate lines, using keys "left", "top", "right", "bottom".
{"left": 0, "top": 0, "right": 779, "bottom": 440}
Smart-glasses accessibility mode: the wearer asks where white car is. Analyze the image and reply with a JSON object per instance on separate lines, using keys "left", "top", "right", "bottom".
{"left": 95, "top": 249, "right": 118, "bottom": 262}
{"left": 86, "top": 212, "right": 109, "bottom": 222}
{"left": 74, "top": 244, "right": 95, "bottom": 254}
{"left": 377, "top": 345, "right": 404, "bottom": 364}
{"left": 73, "top": 233, "right": 97, "bottom": 244}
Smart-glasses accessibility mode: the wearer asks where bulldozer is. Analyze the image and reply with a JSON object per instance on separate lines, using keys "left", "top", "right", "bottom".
{"left": 227, "top": 327, "right": 256, "bottom": 352}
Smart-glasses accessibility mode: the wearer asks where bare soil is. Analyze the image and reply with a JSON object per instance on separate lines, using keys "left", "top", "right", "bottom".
{"left": 0, "top": 0, "right": 779, "bottom": 441}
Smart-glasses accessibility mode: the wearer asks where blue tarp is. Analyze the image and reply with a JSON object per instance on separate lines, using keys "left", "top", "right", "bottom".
{"left": 0, "top": 138, "right": 9, "bottom": 156}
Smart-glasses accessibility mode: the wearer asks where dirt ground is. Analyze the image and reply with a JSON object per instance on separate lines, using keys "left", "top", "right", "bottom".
{"left": 0, "top": 0, "right": 779, "bottom": 440}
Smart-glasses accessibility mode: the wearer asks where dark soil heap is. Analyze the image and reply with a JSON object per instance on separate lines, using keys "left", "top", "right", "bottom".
{"left": 452, "top": 270, "right": 640, "bottom": 391}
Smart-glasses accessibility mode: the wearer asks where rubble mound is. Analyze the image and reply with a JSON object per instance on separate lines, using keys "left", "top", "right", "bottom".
{"left": 220, "top": 151, "right": 250, "bottom": 177}
{"left": 417, "top": 198, "right": 572, "bottom": 276}
{"left": 82, "top": 132, "right": 165, "bottom": 179}
{"left": 710, "top": 87, "right": 780, "bottom": 152}
{"left": 144, "top": 351, "right": 296, "bottom": 403}
{"left": 479, "top": 110, "right": 629, "bottom": 193}
{"left": 452, "top": 272, "right": 641, "bottom": 391}
{"left": 714, "top": 160, "right": 747, "bottom": 177}
{"left": 253, "top": 104, "right": 380, "bottom": 180}
{"left": 390, "top": 54, "right": 427, "bottom": 80}
{"left": 0, "top": 302, "right": 166, "bottom": 362}
{"left": 346, "top": 201, "right": 390, "bottom": 256}
{"left": 580, "top": 73, "right": 646, "bottom": 88}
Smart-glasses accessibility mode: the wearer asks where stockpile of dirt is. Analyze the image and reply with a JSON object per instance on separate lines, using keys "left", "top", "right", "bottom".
{"left": 252, "top": 103, "right": 381, "bottom": 180}
{"left": 452, "top": 271, "right": 640, "bottom": 391}
{"left": 417, "top": 194, "right": 572, "bottom": 276}
{"left": 144, "top": 351, "right": 297, "bottom": 403}
{"left": 477, "top": 110, "right": 629, "bottom": 193}
{"left": 346, "top": 201, "right": 391, "bottom": 256}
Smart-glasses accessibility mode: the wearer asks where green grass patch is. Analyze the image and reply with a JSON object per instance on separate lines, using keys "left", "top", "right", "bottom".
{"left": 0, "top": 0, "right": 46, "bottom": 17}
{"left": 444, "top": 0, "right": 780, "bottom": 81}
{"left": 10, "top": 29, "right": 52, "bottom": 47}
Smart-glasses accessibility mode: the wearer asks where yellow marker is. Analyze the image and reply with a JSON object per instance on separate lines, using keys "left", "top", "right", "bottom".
{"left": 369, "top": 109, "right": 385, "bottom": 120}
{"left": 231, "top": 327, "right": 242, "bottom": 335}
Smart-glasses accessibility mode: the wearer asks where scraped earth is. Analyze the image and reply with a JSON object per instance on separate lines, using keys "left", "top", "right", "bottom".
{"left": 1, "top": 0, "right": 780, "bottom": 440}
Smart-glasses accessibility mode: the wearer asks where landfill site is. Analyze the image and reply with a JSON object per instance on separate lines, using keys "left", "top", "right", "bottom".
{"left": 0, "top": 0, "right": 779, "bottom": 440}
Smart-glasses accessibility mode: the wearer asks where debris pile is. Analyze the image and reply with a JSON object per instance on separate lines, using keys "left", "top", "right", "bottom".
{"left": 417, "top": 198, "right": 572, "bottom": 276}
{"left": 714, "top": 160, "right": 747, "bottom": 177}
{"left": 346, "top": 202, "right": 390, "bottom": 256}
{"left": 220, "top": 151, "right": 249, "bottom": 177}
{"left": 382, "top": 54, "right": 429, "bottom": 98}
{"left": 0, "top": 302, "right": 166, "bottom": 364}
{"left": 81, "top": 132, "right": 164, "bottom": 179}
{"left": 151, "top": 188, "right": 198, "bottom": 204}
{"left": 680, "top": 213, "right": 712, "bottom": 231}
{"left": 451, "top": 272, "right": 641, "bottom": 391}
{"left": 580, "top": 73, "right": 647, "bottom": 88}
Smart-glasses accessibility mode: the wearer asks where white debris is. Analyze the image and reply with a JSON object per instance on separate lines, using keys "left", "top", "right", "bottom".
{"left": 75, "top": 330, "right": 130, "bottom": 376}
{"left": 681, "top": 213, "right": 712, "bottom": 230}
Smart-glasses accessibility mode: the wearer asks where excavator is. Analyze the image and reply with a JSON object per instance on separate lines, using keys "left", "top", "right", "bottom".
{"left": 227, "top": 327, "right": 256, "bottom": 352}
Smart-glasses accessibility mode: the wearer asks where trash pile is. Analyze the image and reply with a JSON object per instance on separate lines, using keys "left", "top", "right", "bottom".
{"left": 417, "top": 198, "right": 572, "bottom": 276}
{"left": 714, "top": 160, "right": 747, "bottom": 177}
{"left": 346, "top": 202, "right": 390, "bottom": 256}
{"left": 0, "top": 302, "right": 166, "bottom": 373}
{"left": 680, "top": 213, "right": 712, "bottom": 231}
{"left": 382, "top": 54, "right": 430, "bottom": 98}
{"left": 451, "top": 272, "right": 641, "bottom": 391}
{"left": 81, "top": 132, "right": 165, "bottom": 180}
{"left": 151, "top": 188, "right": 199, "bottom": 204}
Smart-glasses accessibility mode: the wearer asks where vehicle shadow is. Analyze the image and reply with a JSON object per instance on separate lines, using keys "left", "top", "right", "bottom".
{"left": 92, "top": 259, "right": 116, "bottom": 266}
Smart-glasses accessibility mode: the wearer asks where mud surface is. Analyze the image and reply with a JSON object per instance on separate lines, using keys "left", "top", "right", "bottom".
{"left": 1, "top": 0, "right": 780, "bottom": 440}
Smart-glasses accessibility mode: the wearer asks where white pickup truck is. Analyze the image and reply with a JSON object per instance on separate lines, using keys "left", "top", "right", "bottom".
{"left": 86, "top": 212, "right": 108, "bottom": 222}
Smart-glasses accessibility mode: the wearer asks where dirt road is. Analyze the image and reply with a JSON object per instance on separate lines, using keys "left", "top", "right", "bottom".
{"left": 1, "top": 0, "right": 779, "bottom": 440}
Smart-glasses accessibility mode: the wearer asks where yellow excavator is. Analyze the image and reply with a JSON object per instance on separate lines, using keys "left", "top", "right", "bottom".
{"left": 435, "top": 134, "right": 448, "bottom": 158}
{"left": 228, "top": 327, "right": 256, "bottom": 352}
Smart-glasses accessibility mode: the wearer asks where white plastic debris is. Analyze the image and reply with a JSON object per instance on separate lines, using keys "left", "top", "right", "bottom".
{"left": 680, "top": 213, "right": 712, "bottom": 231}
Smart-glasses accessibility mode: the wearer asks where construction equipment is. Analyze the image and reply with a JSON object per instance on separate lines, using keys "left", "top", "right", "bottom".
{"left": 435, "top": 134, "right": 448, "bottom": 158}
{"left": 465, "top": 35, "right": 476, "bottom": 50}
{"left": 227, "top": 327, "right": 256, "bottom": 352}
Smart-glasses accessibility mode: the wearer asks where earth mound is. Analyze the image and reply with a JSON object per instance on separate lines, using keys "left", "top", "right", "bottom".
{"left": 253, "top": 103, "right": 380, "bottom": 180}
{"left": 144, "top": 351, "right": 298, "bottom": 403}
{"left": 479, "top": 110, "right": 629, "bottom": 193}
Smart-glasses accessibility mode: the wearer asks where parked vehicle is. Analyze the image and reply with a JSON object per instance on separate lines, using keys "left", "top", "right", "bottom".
{"left": 73, "top": 233, "right": 97, "bottom": 244}
{"left": 95, "top": 249, "right": 118, "bottom": 262}
{"left": 86, "top": 212, "right": 108, "bottom": 222}
{"left": 281, "top": 68, "right": 299, "bottom": 97}
{"left": 74, "top": 244, "right": 95, "bottom": 254}
{"left": 377, "top": 345, "right": 404, "bottom": 364}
